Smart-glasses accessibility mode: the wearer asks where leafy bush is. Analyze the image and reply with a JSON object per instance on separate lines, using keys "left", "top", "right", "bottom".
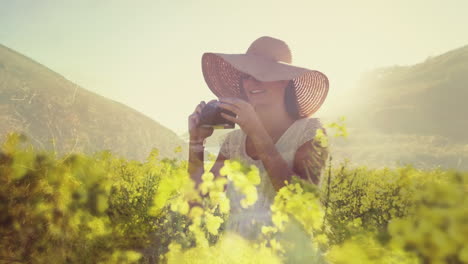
{"left": 1, "top": 131, "right": 467, "bottom": 264}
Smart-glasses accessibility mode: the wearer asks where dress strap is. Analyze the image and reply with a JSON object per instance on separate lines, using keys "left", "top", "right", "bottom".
{"left": 295, "top": 118, "right": 325, "bottom": 148}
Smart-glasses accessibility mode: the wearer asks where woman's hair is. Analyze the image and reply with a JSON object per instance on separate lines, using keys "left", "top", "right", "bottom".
{"left": 238, "top": 77, "right": 301, "bottom": 120}
{"left": 284, "top": 80, "right": 301, "bottom": 120}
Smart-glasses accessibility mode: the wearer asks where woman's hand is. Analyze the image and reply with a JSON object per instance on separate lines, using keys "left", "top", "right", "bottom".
{"left": 188, "top": 100, "right": 217, "bottom": 141}
{"left": 218, "top": 97, "right": 264, "bottom": 137}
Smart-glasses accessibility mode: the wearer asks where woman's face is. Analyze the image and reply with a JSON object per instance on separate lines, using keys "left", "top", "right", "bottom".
{"left": 241, "top": 74, "right": 290, "bottom": 108}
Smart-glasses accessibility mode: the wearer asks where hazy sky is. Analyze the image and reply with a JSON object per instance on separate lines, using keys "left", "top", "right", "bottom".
{"left": 1, "top": 0, "right": 468, "bottom": 134}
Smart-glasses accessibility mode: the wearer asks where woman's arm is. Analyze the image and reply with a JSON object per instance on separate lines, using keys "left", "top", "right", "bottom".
{"left": 251, "top": 129, "right": 329, "bottom": 190}
{"left": 216, "top": 98, "right": 328, "bottom": 190}
{"left": 292, "top": 139, "right": 329, "bottom": 185}
{"left": 249, "top": 129, "right": 297, "bottom": 191}
{"left": 188, "top": 146, "right": 228, "bottom": 209}
{"left": 188, "top": 140, "right": 205, "bottom": 187}
{"left": 188, "top": 139, "right": 228, "bottom": 189}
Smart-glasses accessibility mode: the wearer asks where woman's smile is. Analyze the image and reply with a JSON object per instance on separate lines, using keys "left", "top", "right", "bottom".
{"left": 250, "top": 89, "right": 266, "bottom": 95}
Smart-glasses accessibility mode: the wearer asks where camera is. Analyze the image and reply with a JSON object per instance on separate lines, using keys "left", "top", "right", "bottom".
{"left": 198, "top": 100, "right": 236, "bottom": 129}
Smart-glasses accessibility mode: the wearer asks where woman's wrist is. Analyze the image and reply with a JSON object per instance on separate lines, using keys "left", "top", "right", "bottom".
{"left": 189, "top": 145, "right": 204, "bottom": 153}
{"left": 189, "top": 138, "right": 206, "bottom": 152}
{"left": 189, "top": 138, "right": 206, "bottom": 144}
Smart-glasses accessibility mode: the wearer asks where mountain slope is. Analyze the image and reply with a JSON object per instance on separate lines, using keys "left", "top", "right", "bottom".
{"left": 0, "top": 44, "right": 186, "bottom": 161}
{"left": 340, "top": 44, "right": 468, "bottom": 142}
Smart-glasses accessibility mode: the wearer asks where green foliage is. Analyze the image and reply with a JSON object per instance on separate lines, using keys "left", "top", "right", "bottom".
{"left": 387, "top": 170, "right": 468, "bottom": 263}
{"left": 1, "top": 131, "right": 467, "bottom": 263}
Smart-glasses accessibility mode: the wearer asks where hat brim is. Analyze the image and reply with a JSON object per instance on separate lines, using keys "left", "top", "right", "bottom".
{"left": 213, "top": 53, "right": 311, "bottom": 81}
{"left": 201, "top": 52, "right": 329, "bottom": 117}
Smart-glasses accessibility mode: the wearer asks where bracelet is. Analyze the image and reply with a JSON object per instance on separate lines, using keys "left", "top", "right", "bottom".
{"left": 189, "top": 138, "right": 206, "bottom": 153}
{"left": 189, "top": 143, "right": 205, "bottom": 152}
{"left": 189, "top": 138, "right": 206, "bottom": 145}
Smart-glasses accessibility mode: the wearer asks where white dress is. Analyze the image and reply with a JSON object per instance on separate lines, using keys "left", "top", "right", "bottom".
{"left": 217, "top": 117, "right": 328, "bottom": 240}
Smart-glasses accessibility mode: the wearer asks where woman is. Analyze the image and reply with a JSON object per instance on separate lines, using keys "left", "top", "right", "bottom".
{"left": 187, "top": 36, "right": 330, "bottom": 240}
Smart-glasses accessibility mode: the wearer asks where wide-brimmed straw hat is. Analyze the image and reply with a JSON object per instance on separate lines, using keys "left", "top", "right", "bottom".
{"left": 201, "top": 36, "right": 329, "bottom": 117}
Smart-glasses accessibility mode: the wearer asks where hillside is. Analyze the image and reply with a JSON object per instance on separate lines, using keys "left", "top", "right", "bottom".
{"left": 318, "top": 44, "right": 468, "bottom": 171}
{"left": 0, "top": 44, "right": 186, "bottom": 161}
{"left": 340, "top": 44, "right": 468, "bottom": 142}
